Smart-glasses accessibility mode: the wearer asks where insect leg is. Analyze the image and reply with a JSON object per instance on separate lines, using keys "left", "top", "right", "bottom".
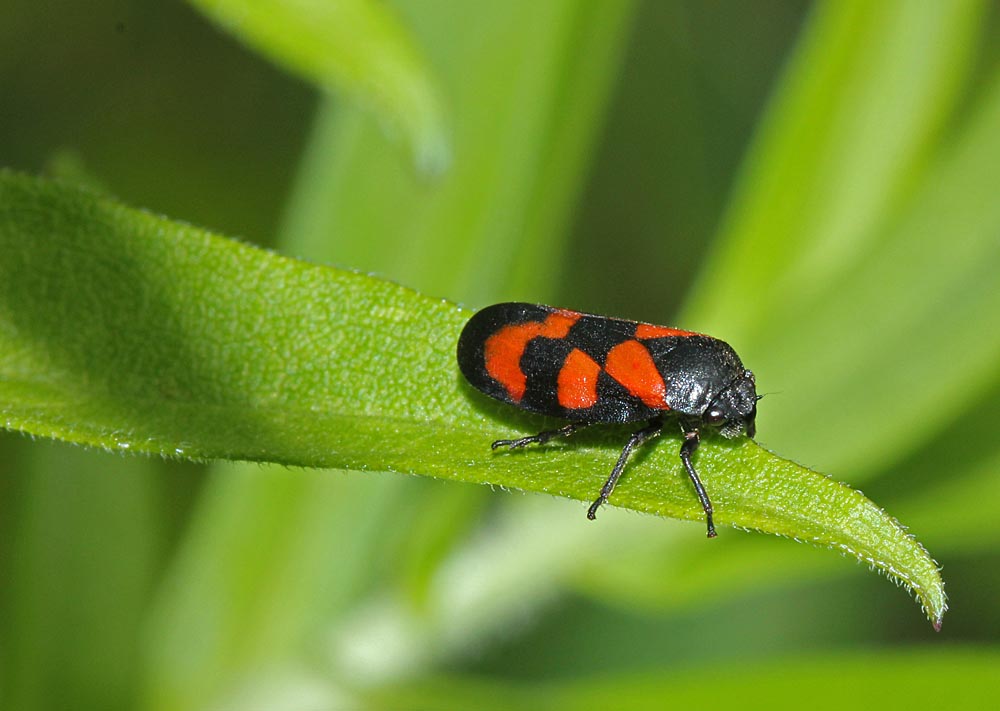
{"left": 492, "top": 422, "right": 591, "bottom": 450}
{"left": 587, "top": 418, "right": 664, "bottom": 520}
{"left": 679, "top": 429, "right": 717, "bottom": 538}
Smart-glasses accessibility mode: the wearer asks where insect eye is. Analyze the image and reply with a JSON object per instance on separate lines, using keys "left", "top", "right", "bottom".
{"left": 704, "top": 408, "right": 726, "bottom": 426}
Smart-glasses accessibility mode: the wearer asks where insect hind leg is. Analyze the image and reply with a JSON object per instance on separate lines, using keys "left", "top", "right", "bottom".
{"left": 492, "top": 422, "right": 591, "bottom": 450}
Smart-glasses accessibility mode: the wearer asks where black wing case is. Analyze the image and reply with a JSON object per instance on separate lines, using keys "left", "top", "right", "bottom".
{"left": 456, "top": 302, "right": 556, "bottom": 406}
{"left": 458, "top": 303, "right": 673, "bottom": 423}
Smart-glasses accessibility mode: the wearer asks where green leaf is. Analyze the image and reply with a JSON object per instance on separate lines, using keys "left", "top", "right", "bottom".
{"left": 188, "top": 0, "right": 450, "bottom": 174}
{"left": 570, "top": 1, "right": 999, "bottom": 620}
{"left": 364, "top": 648, "right": 1000, "bottom": 711}
{"left": 142, "top": 4, "right": 639, "bottom": 707}
{"left": 746, "top": 67, "right": 1000, "bottom": 477}
{"left": 0, "top": 171, "right": 945, "bottom": 626}
{"left": 3, "top": 444, "right": 160, "bottom": 711}
{"left": 685, "top": 0, "right": 984, "bottom": 342}
{"left": 681, "top": 0, "right": 998, "bottom": 478}
{"left": 280, "top": 0, "right": 637, "bottom": 303}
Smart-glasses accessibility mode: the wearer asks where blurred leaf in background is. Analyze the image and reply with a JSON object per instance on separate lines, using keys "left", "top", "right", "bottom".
{"left": 1, "top": 1, "right": 999, "bottom": 710}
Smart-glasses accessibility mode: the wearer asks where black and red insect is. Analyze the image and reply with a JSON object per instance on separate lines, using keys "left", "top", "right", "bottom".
{"left": 457, "top": 302, "right": 759, "bottom": 537}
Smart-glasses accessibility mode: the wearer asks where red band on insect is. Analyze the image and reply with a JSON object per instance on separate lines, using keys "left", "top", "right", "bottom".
{"left": 557, "top": 348, "right": 601, "bottom": 409}
{"left": 634, "top": 323, "right": 696, "bottom": 339}
{"left": 603, "top": 340, "right": 668, "bottom": 409}
{"left": 484, "top": 311, "right": 580, "bottom": 402}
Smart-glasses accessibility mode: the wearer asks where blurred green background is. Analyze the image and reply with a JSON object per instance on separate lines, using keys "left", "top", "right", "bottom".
{"left": 2, "top": 1, "right": 999, "bottom": 709}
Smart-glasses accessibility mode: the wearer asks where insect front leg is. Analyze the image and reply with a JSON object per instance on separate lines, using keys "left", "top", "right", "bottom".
{"left": 587, "top": 418, "right": 664, "bottom": 520}
{"left": 492, "top": 421, "right": 591, "bottom": 450}
{"left": 679, "top": 428, "right": 717, "bottom": 538}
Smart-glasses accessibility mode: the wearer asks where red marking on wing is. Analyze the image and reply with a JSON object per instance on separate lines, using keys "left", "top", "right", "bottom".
{"left": 634, "top": 323, "right": 696, "bottom": 339}
{"left": 604, "top": 340, "right": 668, "bottom": 409}
{"left": 484, "top": 311, "right": 580, "bottom": 402}
{"left": 557, "top": 348, "right": 601, "bottom": 409}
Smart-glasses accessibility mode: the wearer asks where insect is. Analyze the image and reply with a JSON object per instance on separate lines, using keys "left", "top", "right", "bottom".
{"left": 457, "top": 302, "right": 759, "bottom": 537}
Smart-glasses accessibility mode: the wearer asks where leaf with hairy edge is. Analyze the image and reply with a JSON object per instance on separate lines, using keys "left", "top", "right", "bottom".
{"left": 0, "top": 172, "right": 945, "bottom": 626}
